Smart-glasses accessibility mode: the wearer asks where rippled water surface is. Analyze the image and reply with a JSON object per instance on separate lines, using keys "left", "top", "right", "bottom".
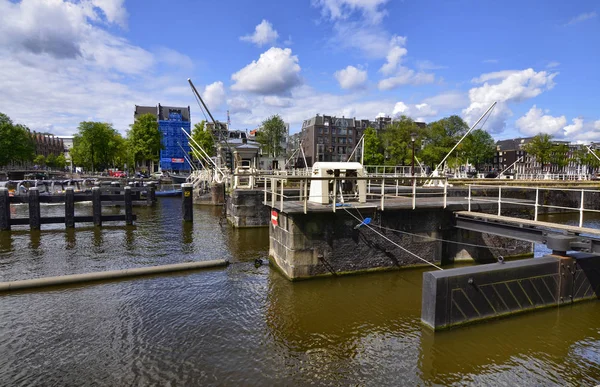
{"left": 0, "top": 199, "right": 599, "bottom": 386}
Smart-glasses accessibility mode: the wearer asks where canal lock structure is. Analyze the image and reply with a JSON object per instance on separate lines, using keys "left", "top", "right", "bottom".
{"left": 0, "top": 198, "right": 599, "bottom": 385}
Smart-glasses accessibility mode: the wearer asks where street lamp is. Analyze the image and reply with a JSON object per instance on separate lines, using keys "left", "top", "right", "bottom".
{"left": 411, "top": 133, "right": 416, "bottom": 176}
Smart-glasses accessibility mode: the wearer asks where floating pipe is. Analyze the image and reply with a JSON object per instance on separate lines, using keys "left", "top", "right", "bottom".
{"left": 0, "top": 259, "right": 229, "bottom": 292}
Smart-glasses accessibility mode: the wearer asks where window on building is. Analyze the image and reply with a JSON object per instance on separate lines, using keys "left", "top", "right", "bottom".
{"left": 324, "top": 127, "right": 329, "bottom": 134}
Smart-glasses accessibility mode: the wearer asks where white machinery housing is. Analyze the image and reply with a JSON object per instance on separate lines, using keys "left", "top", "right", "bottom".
{"left": 309, "top": 162, "right": 367, "bottom": 204}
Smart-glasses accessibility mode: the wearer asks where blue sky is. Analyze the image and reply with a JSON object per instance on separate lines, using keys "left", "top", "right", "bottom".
{"left": 0, "top": 0, "right": 599, "bottom": 142}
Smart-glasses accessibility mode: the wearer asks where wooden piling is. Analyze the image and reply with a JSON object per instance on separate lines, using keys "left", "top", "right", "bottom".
{"left": 147, "top": 182, "right": 156, "bottom": 205}
{"left": 0, "top": 188, "right": 10, "bottom": 231}
{"left": 182, "top": 183, "right": 193, "bottom": 222}
{"left": 124, "top": 186, "right": 133, "bottom": 225}
{"left": 28, "top": 187, "right": 41, "bottom": 230}
{"left": 65, "top": 186, "right": 75, "bottom": 228}
{"left": 92, "top": 187, "right": 102, "bottom": 226}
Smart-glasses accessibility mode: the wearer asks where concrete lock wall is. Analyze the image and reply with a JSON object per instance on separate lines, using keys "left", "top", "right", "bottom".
{"left": 269, "top": 208, "right": 533, "bottom": 280}
{"left": 421, "top": 253, "right": 600, "bottom": 330}
{"left": 226, "top": 189, "right": 270, "bottom": 228}
{"left": 194, "top": 183, "right": 225, "bottom": 206}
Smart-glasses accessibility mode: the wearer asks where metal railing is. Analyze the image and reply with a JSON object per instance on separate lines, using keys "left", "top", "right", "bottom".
{"left": 261, "top": 175, "right": 449, "bottom": 214}
{"left": 512, "top": 173, "right": 594, "bottom": 181}
{"left": 467, "top": 184, "right": 600, "bottom": 228}
{"left": 363, "top": 165, "right": 425, "bottom": 177}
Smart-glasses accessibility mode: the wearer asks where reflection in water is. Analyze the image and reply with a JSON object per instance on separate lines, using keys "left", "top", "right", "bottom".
{"left": 0, "top": 200, "right": 597, "bottom": 385}
{"left": 0, "top": 231, "right": 13, "bottom": 253}
{"left": 182, "top": 222, "right": 193, "bottom": 247}
{"left": 418, "top": 302, "right": 600, "bottom": 385}
{"left": 124, "top": 225, "right": 135, "bottom": 251}
{"left": 92, "top": 227, "right": 103, "bottom": 247}
{"left": 65, "top": 228, "right": 76, "bottom": 250}
{"left": 28, "top": 230, "right": 41, "bottom": 252}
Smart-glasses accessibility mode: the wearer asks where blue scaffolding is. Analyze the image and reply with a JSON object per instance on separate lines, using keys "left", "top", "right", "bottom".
{"left": 159, "top": 112, "right": 191, "bottom": 172}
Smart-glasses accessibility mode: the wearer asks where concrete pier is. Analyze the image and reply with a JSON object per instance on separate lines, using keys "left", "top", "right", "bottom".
{"left": 194, "top": 183, "right": 225, "bottom": 206}
{"left": 421, "top": 253, "right": 600, "bottom": 330}
{"left": 226, "top": 189, "right": 269, "bottom": 227}
{"left": 269, "top": 205, "right": 531, "bottom": 280}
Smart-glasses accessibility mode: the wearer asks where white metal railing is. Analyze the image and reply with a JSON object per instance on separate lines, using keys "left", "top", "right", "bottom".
{"left": 512, "top": 173, "right": 593, "bottom": 181}
{"left": 363, "top": 165, "right": 425, "bottom": 177}
{"left": 467, "top": 184, "right": 600, "bottom": 228}
{"left": 261, "top": 175, "right": 448, "bottom": 214}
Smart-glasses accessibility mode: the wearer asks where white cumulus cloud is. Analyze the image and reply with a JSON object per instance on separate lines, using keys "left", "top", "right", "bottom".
{"left": 378, "top": 67, "right": 435, "bottom": 90}
{"left": 379, "top": 36, "right": 407, "bottom": 75}
{"left": 564, "top": 117, "right": 584, "bottom": 136}
{"left": 463, "top": 68, "right": 557, "bottom": 132}
{"left": 231, "top": 47, "right": 302, "bottom": 95}
{"left": 0, "top": 0, "right": 129, "bottom": 59}
{"left": 515, "top": 105, "right": 567, "bottom": 136}
{"left": 203, "top": 81, "right": 226, "bottom": 110}
{"left": 240, "top": 19, "right": 279, "bottom": 47}
{"left": 334, "top": 65, "right": 368, "bottom": 89}
{"left": 392, "top": 101, "right": 437, "bottom": 120}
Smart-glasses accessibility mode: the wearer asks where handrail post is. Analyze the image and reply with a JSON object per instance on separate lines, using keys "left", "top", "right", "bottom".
{"left": 303, "top": 178, "right": 308, "bottom": 214}
{"left": 264, "top": 178, "right": 267, "bottom": 204}
{"left": 468, "top": 185, "right": 471, "bottom": 212}
{"left": 280, "top": 178, "right": 284, "bottom": 211}
{"left": 498, "top": 186, "right": 502, "bottom": 216}
{"left": 412, "top": 177, "right": 416, "bottom": 210}
{"left": 395, "top": 179, "right": 399, "bottom": 197}
{"left": 381, "top": 178, "right": 385, "bottom": 210}
{"left": 534, "top": 188, "right": 539, "bottom": 221}
{"left": 443, "top": 178, "right": 447, "bottom": 208}
{"left": 271, "top": 178, "right": 275, "bottom": 208}
{"left": 332, "top": 178, "right": 337, "bottom": 212}
{"left": 579, "top": 190, "right": 585, "bottom": 228}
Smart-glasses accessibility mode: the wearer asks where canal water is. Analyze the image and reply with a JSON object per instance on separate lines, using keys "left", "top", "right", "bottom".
{"left": 0, "top": 199, "right": 598, "bottom": 386}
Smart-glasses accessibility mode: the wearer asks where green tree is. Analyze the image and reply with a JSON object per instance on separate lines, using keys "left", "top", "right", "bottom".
{"left": 127, "top": 113, "right": 162, "bottom": 170}
{"left": 111, "top": 135, "right": 128, "bottom": 171}
{"left": 420, "top": 115, "right": 469, "bottom": 169}
{"left": 0, "top": 113, "right": 35, "bottom": 167}
{"left": 380, "top": 116, "right": 420, "bottom": 166}
{"left": 523, "top": 133, "right": 553, "bottom": 173}
{"left": 33, "top": 154, "right": 46, "bottom": 167}
{"left": 549, "top": 143, "right": 569, "bottom": 173}
{"left": 190, "top": 120, "right": 215, "bottom": 157}
{"left": 462, "top": 129, "right": 495, "bottom": 171}
{"left": 46, "top": 153, "right": 57, "bottom": 169}
{"left": 257, "top": 115, "right": 286, "bottom": 158}
{"left": 55, "top": 154, "right": 67, "bottom": 170}
{"left": 71, "top": 121, "right": 123, "bottom": 172}
{"left": 363, "top": 127, "right": 384, "bottom": 165}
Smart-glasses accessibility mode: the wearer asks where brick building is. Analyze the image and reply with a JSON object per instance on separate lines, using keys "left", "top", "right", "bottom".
{"left": 299, "top": 114, "right": 423, "bottom": 167}
{"left": 31, "top": 132, "right": 64, "bottom": 158}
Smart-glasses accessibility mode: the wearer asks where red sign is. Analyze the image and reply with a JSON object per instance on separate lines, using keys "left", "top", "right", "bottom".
{"left": 171, "top": 158, "right": 184, "bottom": 163}
{"left": 271, "top": 210, "right": 278, "bottom": 226}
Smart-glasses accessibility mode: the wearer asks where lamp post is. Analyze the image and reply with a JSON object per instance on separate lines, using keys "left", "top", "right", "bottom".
{"left": 411, "top": 133, "right": 416, "bottom": 176}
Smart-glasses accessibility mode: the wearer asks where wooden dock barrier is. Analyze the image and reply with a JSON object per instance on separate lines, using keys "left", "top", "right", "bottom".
{"left": 0, "top": 184, "right": 154, "bottom": 230}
